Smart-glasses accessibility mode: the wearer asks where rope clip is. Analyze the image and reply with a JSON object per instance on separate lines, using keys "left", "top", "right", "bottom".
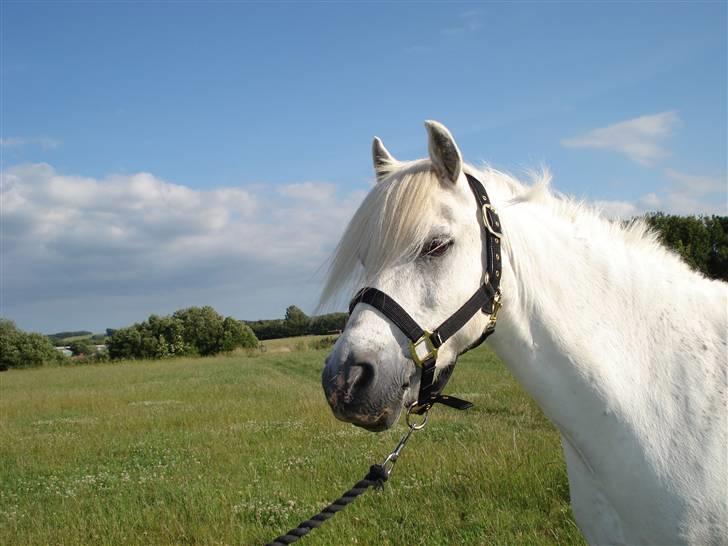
{"left": 381, "top": 403, "right": 429, "bottom": 476}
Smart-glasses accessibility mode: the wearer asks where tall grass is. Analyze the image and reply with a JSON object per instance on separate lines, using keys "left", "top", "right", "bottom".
{"left": 0, "top": 345, "right": 584, "bottom": 545}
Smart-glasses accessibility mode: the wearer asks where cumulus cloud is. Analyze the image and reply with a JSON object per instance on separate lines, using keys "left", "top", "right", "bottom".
{"left": 663, "top": 169, "right": 726, "bottom": 196}
{"left": 1, "top": 163, "right": 365, "bottom": 331}
{"left": 592, "top": 199, "right": 640, "bottom": 220}
{"left": 658, "top": 169, "right": 727, "bottom": 216}
{"left": 562, "top": 111, "right": 679, "bottom": 166}
{"left": 278, "top": 182, "right": 337, "bottom": 202}
{"left": 593, "top": 169, "right": 726, "bottom": 219}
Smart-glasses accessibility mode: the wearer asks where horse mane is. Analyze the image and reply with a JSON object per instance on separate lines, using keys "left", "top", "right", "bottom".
{"left": 319, "top": 159, "right": 441, "bottom": 308}
{"left": 319, "top": 160, "right": 693, "bottom": 310}
{"left": 501, "top": 166, "right": 681, "bottom": 268}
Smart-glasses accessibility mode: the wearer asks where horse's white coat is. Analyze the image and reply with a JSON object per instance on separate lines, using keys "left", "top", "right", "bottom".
{"left": 321, "top": 122, "right": 727, "bottom": 545}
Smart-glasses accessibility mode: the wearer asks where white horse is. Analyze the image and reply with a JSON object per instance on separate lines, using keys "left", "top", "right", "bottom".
{"left": 320, "top": 121, "right": 727, "bottom": 545}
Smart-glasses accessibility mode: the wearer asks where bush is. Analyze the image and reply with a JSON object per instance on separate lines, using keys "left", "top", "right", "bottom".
{"left": 0, "top": 319, "right": 66, "bottom": 369}
{"left": 107, "top": 306, "right": 258, "bottom": 360}
{"left": 69, "top": 339, "right": 94, "bottom": 356}
{"left": 221, "top": 316, "right": 258, "bottom": 352}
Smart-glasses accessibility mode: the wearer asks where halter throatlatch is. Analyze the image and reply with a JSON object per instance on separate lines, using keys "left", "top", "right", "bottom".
{"left": 348, "top": 173, "right": 503, "bottom": 415}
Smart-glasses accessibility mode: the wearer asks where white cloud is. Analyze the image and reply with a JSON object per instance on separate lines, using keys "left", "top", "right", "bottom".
{"left": 562, "top": 111, "right": 679, "bottom": 166}
{"left": 593, "top": 199, "right": 639, "bottom": 220}
{"left": 663, "top": 169, "right": 726, "bottom": 196}
{"left": 659, "top": 169, "right": 727, "bottom": 215}
{"left": 593, "top": 170, "right": 726, "bottom": 220}
{"left": 1, "top": 163, "right": 365, "bottom": 331}
{"left": 4, "top": 160, "right": 722, "bottom": 330}
{"left": 1, "top": 136, "right": 60, "bottom": 150}
{"left": 278, "top": 182, "right": 336, "bottom": 202}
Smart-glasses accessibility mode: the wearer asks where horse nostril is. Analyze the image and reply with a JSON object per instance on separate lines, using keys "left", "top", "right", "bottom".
{"left": 345, "top": 362, "right": 375, "bottom": 398}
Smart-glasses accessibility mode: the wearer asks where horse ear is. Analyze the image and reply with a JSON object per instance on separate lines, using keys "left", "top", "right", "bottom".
{"left": 372, "top": 137, "right": 395, "bottom": 181}
{"left": 425, "top": 120, "right": 462, "bottom": 184}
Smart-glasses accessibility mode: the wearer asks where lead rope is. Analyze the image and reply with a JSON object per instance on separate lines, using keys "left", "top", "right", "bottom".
{"left": 265, "top": 407, "right": 429, "bottom": 546}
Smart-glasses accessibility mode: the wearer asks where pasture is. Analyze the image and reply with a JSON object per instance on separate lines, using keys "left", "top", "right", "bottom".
{"left": 0, "top": 343, "right": 584, "bottom": 545}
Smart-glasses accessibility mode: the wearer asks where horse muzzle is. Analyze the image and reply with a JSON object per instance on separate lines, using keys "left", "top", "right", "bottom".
{"left": 322, "top": 352, "right": 407, "bottom": 431}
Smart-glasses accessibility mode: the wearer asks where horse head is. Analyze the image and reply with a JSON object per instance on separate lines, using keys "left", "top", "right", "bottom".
{"left": 320, "top": 121, "right": 497, "bottom": 431}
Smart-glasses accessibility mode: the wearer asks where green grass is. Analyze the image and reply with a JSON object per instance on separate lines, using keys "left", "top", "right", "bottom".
{"left": 0, "top": 345, "right": 585, "bottom": 545}
{"left": 260, "top": 334, "right": 335, "bottom": 353}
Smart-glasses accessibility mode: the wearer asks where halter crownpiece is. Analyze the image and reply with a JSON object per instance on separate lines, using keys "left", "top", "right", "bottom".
{"left": 348, "top": 172, "right": 503, "bottom": 414}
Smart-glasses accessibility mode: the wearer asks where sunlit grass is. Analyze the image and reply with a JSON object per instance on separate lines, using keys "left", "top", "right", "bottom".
{"left": 260, "top": 334, "right": 336, "bottom": 353}
{"left": 0, "top": 345, "right": 584, "bottom": 545}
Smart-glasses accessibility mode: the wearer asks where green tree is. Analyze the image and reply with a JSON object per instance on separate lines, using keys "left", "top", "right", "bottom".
{"left": 69, "top": 339, "right": 94, "bottom": 356}
{"left": 246, "top": 319, "right": 287, "bottom": 340}
{"left": 107, "top": 306, "right": 258, "bottom": 360}
{"left": 309, "top": 312, "right": 347, "bottom": 335}
{"left": 107, "top": 326, "right": 144, "bottom": 360}
{"left": 246, "top": 309, "right": 346, "bottom": 339}
{"left": 148, "top": 315, "right": 191, "bottom": 358}
{"left": 172, "top": 306, "right": 225, "bottom": 356}
{"left": 221, "top": 317, "right": 258, "bottom": 352}
{"left": 0, "top": 319, "right": 65, "bottom": 369}
{"left": 704, "top": 216, "right": 728, "bottom": 281}
{"left": 644, "top": 213, "right": 728, "bottom": 281}
{"left": 284, "top": 305, "right": 309, "bottom": 336}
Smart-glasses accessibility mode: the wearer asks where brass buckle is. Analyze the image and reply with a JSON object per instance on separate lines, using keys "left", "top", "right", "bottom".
{"left": 409, "top": 331, "right": 438, "bottom": 367}
{"left": 488, "top": 291, "right": 502, "bottom": 328}
{"left": 482, "top": 203, "right": 502, "bottom": 238}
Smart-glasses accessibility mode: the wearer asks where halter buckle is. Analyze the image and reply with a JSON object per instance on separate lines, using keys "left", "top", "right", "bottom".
{"left": 482, "top": 203, "right": 502, "bottom": 238}
{"left": 488, "top": 291, "right": 502, "bottom": 328}
{"left": 409, "top": 331, "right": 438, "bottom": 367}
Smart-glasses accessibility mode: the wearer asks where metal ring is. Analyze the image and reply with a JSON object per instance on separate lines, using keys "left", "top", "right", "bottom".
{"left": 406, "top": 405, "right": 429, "bottom": 430}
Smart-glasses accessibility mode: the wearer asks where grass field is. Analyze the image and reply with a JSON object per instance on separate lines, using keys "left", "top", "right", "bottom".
{"left": 0, "top": 344, "right": 585, "bottom": 545}
{"left": 260, "top": 335, "right": 336, "bottom": 353}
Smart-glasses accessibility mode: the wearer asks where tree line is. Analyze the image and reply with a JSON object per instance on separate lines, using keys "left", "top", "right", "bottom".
{"left": 1, "top": 306, "right": 259, "bottom": 369}
{"left": 47, "top": 330, "right": 92, "bottom": 343}
{"left": 1, "top": 213, "right": 725, "bottom": 370}
{"left": 245, "top": 305, "right": 347, "bottom": 340}
{"left": 642, "top": 214, "right": 727, "bottom": 281}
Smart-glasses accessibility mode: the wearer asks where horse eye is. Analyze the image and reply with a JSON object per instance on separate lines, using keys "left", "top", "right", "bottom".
{"left": 421, "top": 238, "right": 453, "bottom": 258}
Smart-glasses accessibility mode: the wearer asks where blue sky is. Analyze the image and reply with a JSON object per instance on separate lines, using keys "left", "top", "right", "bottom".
{"left": 2, "top": 1, "right": 726, "bottom": 333}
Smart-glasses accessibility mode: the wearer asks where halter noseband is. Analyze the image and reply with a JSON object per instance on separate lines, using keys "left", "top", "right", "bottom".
{"left": 348, "top": 173, "right": 503, "bottom": 415}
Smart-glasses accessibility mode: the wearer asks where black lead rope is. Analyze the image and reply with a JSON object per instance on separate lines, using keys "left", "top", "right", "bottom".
{"left": 266, "top": 409, "right": 428, "bottom": 546}
{"left": 266, "top": 464, "right": 389, "bottom": 546}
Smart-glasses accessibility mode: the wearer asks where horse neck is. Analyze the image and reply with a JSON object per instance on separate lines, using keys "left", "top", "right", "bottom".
{"left": 477, "top": 175, "right": 727, "bottom": 521}
{"left": 483, "top": 183, "right": 690, "bottom": 435}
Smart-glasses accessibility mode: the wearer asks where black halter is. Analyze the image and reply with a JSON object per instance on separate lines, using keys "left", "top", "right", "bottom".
{"left": 348, "top": 173, "right": 503, "bottom": 415}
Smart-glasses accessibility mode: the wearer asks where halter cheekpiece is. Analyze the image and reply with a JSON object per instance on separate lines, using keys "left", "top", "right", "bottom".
{"left": 348, "top": 173, "right": 503, "bottom": 415}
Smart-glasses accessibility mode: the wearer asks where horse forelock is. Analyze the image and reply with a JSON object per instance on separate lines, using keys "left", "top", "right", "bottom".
{"left": 319, "top": 160, "right": 442, "bottom": 309}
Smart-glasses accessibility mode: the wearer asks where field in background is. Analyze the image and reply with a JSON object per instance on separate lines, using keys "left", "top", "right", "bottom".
{"left": 0, "top": 343, "right": 584, "bottom": 545}
{"left": 260, "top": 334, "right": 336, "bottom": 353}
